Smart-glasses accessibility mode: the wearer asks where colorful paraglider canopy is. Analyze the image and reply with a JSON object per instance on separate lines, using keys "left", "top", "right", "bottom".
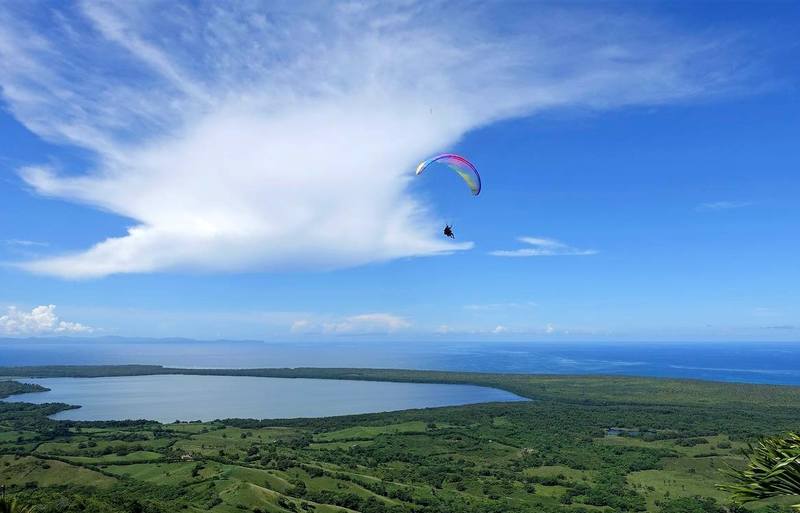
{"left": 416, "top": 153, "right": 481, "bottom": 196}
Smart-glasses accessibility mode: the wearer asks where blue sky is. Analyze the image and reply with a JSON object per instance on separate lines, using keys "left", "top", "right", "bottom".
{"left": 0, "top": 1, "right": 798, "bottom": 341}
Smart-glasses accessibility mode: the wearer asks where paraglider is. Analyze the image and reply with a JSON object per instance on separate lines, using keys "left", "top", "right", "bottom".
{"left": 415, "top": 153, "right": 481, "bottom": 196}
{"left": 416, "top": 153, "right": 480, "bottom": 237}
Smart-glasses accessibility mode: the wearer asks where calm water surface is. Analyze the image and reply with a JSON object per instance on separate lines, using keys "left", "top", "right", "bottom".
{"left": 6, "top": 375, "right": 527, "bottom": 422}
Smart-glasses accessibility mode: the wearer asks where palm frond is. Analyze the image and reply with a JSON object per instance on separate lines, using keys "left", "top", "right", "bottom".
{"left": 718, "top": 432, "right": 800, "bottom": 510}
{"left": 0, "top": 497, "right": 37, "bottom": 513}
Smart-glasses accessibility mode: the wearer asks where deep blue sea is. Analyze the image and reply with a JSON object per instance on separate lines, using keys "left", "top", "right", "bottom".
{"left": 2, "top": 338, "right": 799, "bottom": 386}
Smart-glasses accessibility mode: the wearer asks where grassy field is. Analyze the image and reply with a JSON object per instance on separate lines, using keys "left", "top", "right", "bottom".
{"left": 1, "top": 366, "right": 799, "bottom": 512}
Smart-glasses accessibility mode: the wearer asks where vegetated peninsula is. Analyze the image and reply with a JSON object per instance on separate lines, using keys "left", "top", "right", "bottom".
{"left": 2, "top": 366, "right": 800, "bottom": 513}
{"left": 0, "top": 380, "right": 49, "bottom": 399}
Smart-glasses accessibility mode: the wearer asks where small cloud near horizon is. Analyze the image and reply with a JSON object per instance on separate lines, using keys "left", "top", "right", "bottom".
{"left": 463, "top": 301, "right": 537, "bottom": 311}
{"left": 435, "top": 324, "right": 510, "bottom": 335}
{"left": 490, "top": 237, "right": 597, "bottom": 257}
{"left": 3, "top": 239, "right": 49, "bottom": 247}
{"left": 435, "top": 324, "right": 452, "bottom": 334}
{"left": 0, "top": 305, "right": 94, "bottom": 336}
{"left": 753, "top": 307, "right": 782, "bottom": 318}
{"left": 696, "top": 201, "right": 753, "bottom": 212}
{"left": 292, "top": 313, "right": 410, "bottom": 335}
{"left": 432, "top": 322, "right": 570, "bottom": 337}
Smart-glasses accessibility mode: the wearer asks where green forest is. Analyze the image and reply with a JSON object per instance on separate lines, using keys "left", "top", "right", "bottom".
{"left": 1, "top": 366, "right": 799, "bottom": 513}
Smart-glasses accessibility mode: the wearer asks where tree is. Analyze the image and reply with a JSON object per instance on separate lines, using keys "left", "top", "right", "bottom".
{"left": 658, "top": 496, "right": 723, "bottom": 513}
{"left": 0, "top": 497, "right": 36, "bottom": 513}
{"left": 718, "top": 432, "right": 800, "bottom": 510}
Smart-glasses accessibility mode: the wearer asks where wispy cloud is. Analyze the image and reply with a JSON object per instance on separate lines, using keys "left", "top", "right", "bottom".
{"left": 0, "top": 2, "right": 746, "bottom": 277}
{"left": 323, "top": 313, "right": 411, "bottom": 335}
{"left": 433, "top": 322, "right": 566, "bottom": 337}
{"left": 289, "top": 319, "right": 314, "bottom": 334}
{"left": 435, "top": 323, "right": 510, "bottom": 335}
{"left": 3, "top": 239, "right": 49, "bottom": 247}
{"left": 463, "top": 301, "right": 537, "bottom": 311}
{"left": 696, "top": 201, "right": 753, "bottom": 212}
{"left": 0, "top": 305, "right": 94, "bottom": 335}
{"left": 435, "top": 324, "right": 453, "bottom": 334}
{"left": 490, "top": 237, "right": 597, "bottom": 257}
{"left": 290, "top": 313, "right": 410, "bottom": 335}
{"left": 753, "top": 307, "right": 782, "bottom": 318}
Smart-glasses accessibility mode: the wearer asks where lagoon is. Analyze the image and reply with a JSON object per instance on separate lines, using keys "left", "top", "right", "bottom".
{"left": 5, "top": 375, "right": 527, "bottom": 422}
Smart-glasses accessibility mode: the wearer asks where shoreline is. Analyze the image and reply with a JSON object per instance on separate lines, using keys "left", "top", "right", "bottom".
{"left": 4, "top": 364, "right": 800, "bottom": 408}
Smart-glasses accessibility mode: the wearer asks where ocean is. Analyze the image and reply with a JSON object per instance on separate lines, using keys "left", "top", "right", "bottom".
{"left": 2, "top": 338, "right": 799, "bottom": 386}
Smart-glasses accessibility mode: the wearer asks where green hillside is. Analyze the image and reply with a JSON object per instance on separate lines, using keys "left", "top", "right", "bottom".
{"left": 1, "top": 367, "right": 799, "bottom": 513}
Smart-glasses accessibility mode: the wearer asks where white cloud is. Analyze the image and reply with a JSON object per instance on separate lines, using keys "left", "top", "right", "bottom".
{"left": 0, "top": 305, "right": 94, "bottom": 335}
{"left": 430, "top": 321, "right": 592, "bottom": 337}
{"left": 3, "top": 240, "right": 49, "bottom": 247}
{"left": 0, "top": 2, "right": 744, "bottom": 278}
{"left": 696, "top": 201, "right": 753, "bottom": 212}
{"left": 490, "top": 237, "right": 597, "bottom": 257}
{"left": 434, "top": 323, "right": 501, "bottom": 336}
{"left": 753, "top": 307, "right": 781, "bottom": 318}
{"left": 289, "top": 312, "right": 410, "bottom": 335}
{"left": 290, "top": 319, "right": 314, "bottom": 334}
{"left": 322, "top": 313, "right": 410, "bottom": 335}
{"left": 463, "top": 301, "right": 537, "bottom": 311}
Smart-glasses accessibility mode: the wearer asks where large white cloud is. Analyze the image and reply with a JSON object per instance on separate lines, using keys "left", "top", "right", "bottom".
{"left": 0, "top": 1, "right": 743, "bottom": 278}
{"left": 0, "top": 305, "right": 94, "bottom": 335}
